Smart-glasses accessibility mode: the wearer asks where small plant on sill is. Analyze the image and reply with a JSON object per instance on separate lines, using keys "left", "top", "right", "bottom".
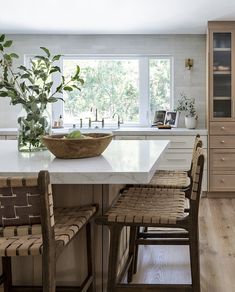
{"left": 176, "top": 92, "right": 197, "bottom": 118}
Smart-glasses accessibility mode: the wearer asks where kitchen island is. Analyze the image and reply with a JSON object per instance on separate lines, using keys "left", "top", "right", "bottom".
{"left": 0, "top": 139, "right": 169, "bottom": 291}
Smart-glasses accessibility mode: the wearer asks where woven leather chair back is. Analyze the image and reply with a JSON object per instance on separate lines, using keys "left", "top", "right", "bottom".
{"left": 189, "top": 134, "right": 203, "bottom": 175}
{"left": 190, "top": 147, "right": 205, "bottom": 201}
{"left": 0, "top": 172, "right": 54, "bottom": 232}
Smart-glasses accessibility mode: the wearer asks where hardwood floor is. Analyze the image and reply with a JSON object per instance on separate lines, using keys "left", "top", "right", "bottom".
{"left": 130, "top": 197, "right": 235, "bottom": 292}
{"left": 0, "top": 197, "right": 234, "bottom": 291}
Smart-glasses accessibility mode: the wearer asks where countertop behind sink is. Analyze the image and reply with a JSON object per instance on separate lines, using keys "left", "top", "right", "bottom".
{"left": 0, "top": 127, "right": 208, "bottom": 137}
{"left": 113, "top": 127, "right": 208, "bottom": 136}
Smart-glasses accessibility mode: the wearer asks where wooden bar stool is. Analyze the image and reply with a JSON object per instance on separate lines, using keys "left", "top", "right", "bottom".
{"left": 97, "top": 147, "right": 205, "bottom": 292}
{"left": 128, "top": 134, "right": 203, "bottom": 274}
{"left": 132, "top": 134, "right": 202, "bottom": 191}
{"left": 0, "top": 170, "right": 98, "bottom": 292}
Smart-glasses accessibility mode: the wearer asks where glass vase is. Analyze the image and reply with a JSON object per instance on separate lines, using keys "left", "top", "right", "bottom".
{"left": 17, "top": 105, "right": 51, "bottom": 152}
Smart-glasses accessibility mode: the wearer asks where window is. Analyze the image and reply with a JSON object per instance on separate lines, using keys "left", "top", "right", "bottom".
{"left": 149, "top": 58, "right": 171, "bottom": 119}
{"left": 63, "top": 59, "right": 139, "bottom": 124}
{"left": 36, "top": 55, "right": 172, "bottom": 126}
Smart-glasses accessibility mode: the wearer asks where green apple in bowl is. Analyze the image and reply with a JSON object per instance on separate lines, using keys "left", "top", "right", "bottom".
{"left": 66, "top": 130, "right": 92, "bottom": 139}
{"left": 67, "top": 130, "right": 83, "bottom": 139}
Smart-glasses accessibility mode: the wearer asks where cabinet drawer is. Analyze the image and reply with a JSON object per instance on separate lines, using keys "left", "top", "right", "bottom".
{"left": 210, "top": 122, "right": 235, "bottom": 135}
{"left": 158, "top": 153, "right": 192, "bottom": 169}
{"left": 210, "top": 136, "right": 235, "bottom": 148}
{"left": 210, "top": 174, "right": 235, "bottom": 192}
{"left": 210, "top": 150, "right": 235, "bottom": 169}
{"left": 6, "top": 135, "right": 17, "bottom": 140}
{"left": 146, "top": 135, "right": 207, "bottom": 149}
{"left": 114, "top": 135, "right": 145, "bottom": 140}
{"left": 159, "top": 151, "right": 207, "bottom": 170}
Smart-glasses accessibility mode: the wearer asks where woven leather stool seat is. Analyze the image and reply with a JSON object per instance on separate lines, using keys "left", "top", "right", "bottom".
{"left": 107, "top": 187, "right": 186, "bottom": 224}
{"left": 0, "top": 205, "right": 96, "bottom": 257}
{"left": 134, "top": 134, "right": 202, "bottom": 190}
{"left": 148, "top": 169, "right": 190, "bottom": 188}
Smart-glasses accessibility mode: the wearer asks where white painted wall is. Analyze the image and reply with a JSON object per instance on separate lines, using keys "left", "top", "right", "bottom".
{"left": 0, "top": 34, "right": 206, "bottom": 128}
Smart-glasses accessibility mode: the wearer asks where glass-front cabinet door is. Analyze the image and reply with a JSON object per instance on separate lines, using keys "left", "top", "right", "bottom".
{"left": 208, "top": 22, "right": 235, "bottom": 194}
{"left": 211, "top": 31, "right": 233, "bottom": 119}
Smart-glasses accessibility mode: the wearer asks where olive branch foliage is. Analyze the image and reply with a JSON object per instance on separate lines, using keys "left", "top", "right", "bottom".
{"left": 0, "top": 34, "right": 84, "bottom": 150}
{"left": 0, "top": 34, "right": 84, "bottom": 111}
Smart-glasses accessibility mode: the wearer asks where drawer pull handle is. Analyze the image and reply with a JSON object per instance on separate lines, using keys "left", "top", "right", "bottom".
{"left": 221, "top": 126, "right": 225, "bottom": 130}
{"left": 221, "top": 157, "right": 225, "bottom": 161}
{"left": 220, "top": 140, "right": 225, "bottom": 144}
{"left": 220, "top": 179, "right": 225, "bottom": 183}
{"left": 166, "top": 158, "right": 186, "bottom": 161}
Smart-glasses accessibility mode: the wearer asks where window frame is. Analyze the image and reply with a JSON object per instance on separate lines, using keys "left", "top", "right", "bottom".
{"left": 25, "top": 54, "right": 174, "bottom": 127}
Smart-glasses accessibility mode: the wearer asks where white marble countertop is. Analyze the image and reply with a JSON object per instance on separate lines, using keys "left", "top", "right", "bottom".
{"left": 0, "top": 127, "right": 208, "bottom": 136}
{"left": 0, "top": 140, "right": 169, "bottom": 184}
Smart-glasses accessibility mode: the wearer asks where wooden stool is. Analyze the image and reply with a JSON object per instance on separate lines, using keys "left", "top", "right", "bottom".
{"left": 97, "top": 147, "right": 205, "bottom": 292}
{"left": 0, "top": 171, "right": 98, "bottom": 292}
{"left": 127, "top": 134, "right": 203, "bottom": 274}
{"left": 131, "top": 134, "right": 202, "bottom": 191}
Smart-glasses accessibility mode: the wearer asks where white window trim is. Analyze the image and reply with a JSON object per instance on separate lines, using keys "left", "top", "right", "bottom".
{"left": 25, "top": 54, "right": 173, "bottom": 127}
{"left": 139, "top": 57, "right": 149, "bottom": 126}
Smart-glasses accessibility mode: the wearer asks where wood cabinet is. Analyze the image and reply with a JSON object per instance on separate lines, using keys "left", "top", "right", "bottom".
{"left": 208, "top": 21, "right": 235, "bottom": 193}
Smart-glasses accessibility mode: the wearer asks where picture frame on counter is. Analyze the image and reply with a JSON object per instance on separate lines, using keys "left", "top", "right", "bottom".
{"left": 152, "top": 110, "right": 166, "bottom": 126}
{"left": 164, "top": 111, "right": 179, "bottom": 127}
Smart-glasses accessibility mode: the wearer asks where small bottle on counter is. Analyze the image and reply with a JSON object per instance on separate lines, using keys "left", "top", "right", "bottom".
{"left": 58, "top": 115, "right": 63, "bottom": 127}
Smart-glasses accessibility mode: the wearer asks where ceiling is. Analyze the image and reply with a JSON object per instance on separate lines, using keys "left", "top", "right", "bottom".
{"left": 1, "top": 0, "right": 235, "bottom": 34}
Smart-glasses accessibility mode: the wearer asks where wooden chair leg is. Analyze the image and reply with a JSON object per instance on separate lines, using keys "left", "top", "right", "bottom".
{"left": 107, "top": 225, "right": 122, "bottom": 292}
{"left": 2, "top": 257, "right": 12, "bottom": 292}
{"left": 86, "top": 222, "right": 96, "bottom": 292}
{"left": 42, "top": 245, "right": 56, "bottom": 292}
{"left": 127, "top": 227, "right": 138, "bottom": 283}
{"left": 189, "top": 227, "right": 200, "bottom": 292}
{"left": 133, "top": 226, "right": 140, "bottom": 274}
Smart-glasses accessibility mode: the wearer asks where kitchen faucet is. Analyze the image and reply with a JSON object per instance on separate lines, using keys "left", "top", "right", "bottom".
{"left": 112, "top": 113, "right": 123, "bottom": 128}
{"left": 90, "top": 107, "right": 98, "bottom": 121}
{"left": 89, "top": 107, "right": 104, "bottom": 128}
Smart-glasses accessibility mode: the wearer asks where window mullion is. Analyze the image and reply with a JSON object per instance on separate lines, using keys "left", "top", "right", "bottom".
{"left": 51, "top": 59, "right": 63, "bottom": 124}
{"left": 139, "top": 58, "right": 149, "bottom": 126}
{"left": 170, "top": 57, "right": 174, "bottom": 110}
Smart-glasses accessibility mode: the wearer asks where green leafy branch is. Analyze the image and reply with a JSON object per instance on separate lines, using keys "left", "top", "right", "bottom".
{"left": 0, "top": 34, "right": 84, "bottom": 111}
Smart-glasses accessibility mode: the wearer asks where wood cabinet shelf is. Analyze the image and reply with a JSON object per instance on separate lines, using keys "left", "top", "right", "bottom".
{"left": 213, "top": 97, "right": 231, "bottom": 100}
{"left": 213, "top": 48, "right": 231, "bottom": 51}
{"left": 213, "top": 71, "right": 231, "bottom": 75}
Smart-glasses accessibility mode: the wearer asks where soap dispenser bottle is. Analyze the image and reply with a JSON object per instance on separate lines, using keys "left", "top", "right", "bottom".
{"left": 58, "top": 115, "right": 63, "bottom": 127}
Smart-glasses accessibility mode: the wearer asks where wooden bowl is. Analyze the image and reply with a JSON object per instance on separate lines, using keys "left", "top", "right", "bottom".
{"left": 42, "top": 133, "right": 113, "bottom": 159}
